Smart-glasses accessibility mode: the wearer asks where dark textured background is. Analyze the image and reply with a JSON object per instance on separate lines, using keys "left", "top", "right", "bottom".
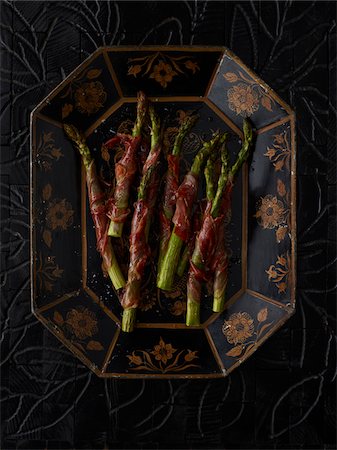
{"left": 1, "top": 1, "right": 336, "bottom": 449}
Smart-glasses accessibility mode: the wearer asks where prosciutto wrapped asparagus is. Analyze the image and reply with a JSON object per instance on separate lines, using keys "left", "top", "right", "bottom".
{"left": 63, "top": 124, "right": 126, "bottom": 290}
{"left": 157, "top": 115, "right": 197, "bottom": 277}
{"left": 104, "top": 91, "right": 147, "bottom": 238}
{"left": 121, "top": 106, "right": 161, "bottom": 332}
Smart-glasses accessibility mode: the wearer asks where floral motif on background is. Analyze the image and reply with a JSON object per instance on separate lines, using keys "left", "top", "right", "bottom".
{"left": 264, "top": 130, "right": 291, "bottom": 172}
{"left": 255, "top": 178, "right": 290, "bottom": 243}
{"left": 60, "top": 67, "right": 107, "bottom": 118}
{"left": 266, "top": 252, "right": 291, "bottom": 294}
{"left": 224, "top": 71, "right": 275, "bottom": 117}
{"left": 36, "top": 131, "right": 63, "bottom": 171}
{"left": 53, "top": 305, "right": 104, "bottom": 352}
{"left": 126, "top": 337, "right": 200, "bottom": 373}
{"left": 39, "top": 184, "right": 74, "bottom": 248}
{"left": 127, "top": 52, "right": 200, "bottom": 88}
{"left": 223, "top": 308, "right": 273, "bottom": 358}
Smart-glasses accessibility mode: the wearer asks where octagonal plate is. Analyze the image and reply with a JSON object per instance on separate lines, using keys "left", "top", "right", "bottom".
{"left": 30, "top": 46, "right": 296, "bottom": 378}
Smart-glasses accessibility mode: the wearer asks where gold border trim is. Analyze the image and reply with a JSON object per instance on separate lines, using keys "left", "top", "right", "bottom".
{"left": 246, "top": 289, "right": 291, "bottom": 310}
{"left": 103, "top": 50, "right": 123, "bottom": 98}
{"left": 35, "top": 291, "right": 79, "bottom": 314}
{"left": 102, "top": 328, "right": 121, "bottom": 372}
{"left": 84, "top": 286, "right": 121, "bottom": 324}
{"left": 256, "top": 115, "right": 292, "bottom": 135}
{"left": 204, "top": 97, "right": 243, "bottom": 138}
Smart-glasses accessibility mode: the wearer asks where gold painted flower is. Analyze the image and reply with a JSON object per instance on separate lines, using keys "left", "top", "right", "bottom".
{"left": 227, "top": 83, "right": 259, "bottom": 117}
{"left": 222, "top": 312, "right": 254, "bottom": 345}
{"left": 46, "top": 199, "right": 74, "bottom": 231}
{"left": 170, "top": 300, "right": 187, "bottom": 316}
{"left": 255, "top": 195, "right": 286, "bottom": 229}
{"left": 149, "top": 61, "right": 177, "bottom": 88}
{"left": 66, "top": 306, "right": 98, "bottom": 340}
{"left": 151, "top": 337, "right": 177, "bottom": 364}
{"left": 74, "top": 81, "right": 107, "bottom": 115}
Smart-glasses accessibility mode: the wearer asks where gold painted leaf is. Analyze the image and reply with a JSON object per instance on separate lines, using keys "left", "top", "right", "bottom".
{"left": 86, "top": 340, "right": 104, "bottom": 351}
{"left": 226, "top": 345, "right": 243, "bottom": 357}
{"left": 86, "top": 69, "right": 102, "bottom": 79}
{"left": 53, "top": 311, "right": 64, "bottom": 325}
{"left": 42, "top": 184, "right": 52, "bottom": 200}
{"left": 224, "top": 72, "right": 238, "bottom": 83}
{"left": 43, "top": 229, "right": 52, "bottom": 248}
{"left": 62, "top": 103, "right": 73, "bottom": 119}
{"left": 257, "top": 307, "right": 268, "bottom": 323}
{"left": 274, "top": 160, "right": 284, "bottom": 171}
{"left": 277, "top": 179, "right": 287, "bottom": 197}
{"left": 261, "top": 95, "right": 272, "bottom": 111}
{"left": 258, "top": 322, "right": 273, "bottom": 336}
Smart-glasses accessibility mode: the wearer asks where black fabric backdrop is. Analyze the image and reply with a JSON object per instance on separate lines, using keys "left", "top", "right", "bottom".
{"left": 1, "top": 1, "right": 336, "bottom": 449}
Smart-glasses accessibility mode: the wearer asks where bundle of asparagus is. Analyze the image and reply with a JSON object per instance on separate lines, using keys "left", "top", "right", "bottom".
{"left": 64, "top": 91, "right": 254, "bottom": 333}
{"left": 186, "top": 119, "right": 253, "bottom": 325}
{"left": 157, "top": 132, "right": 223, "bottom": 291}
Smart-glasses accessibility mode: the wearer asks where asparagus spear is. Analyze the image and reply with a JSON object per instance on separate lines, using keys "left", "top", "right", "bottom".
{"left": 157, "top": 115, "right": 197, "bottom": 277}
{"left": 104, "top": 91, "right": 147, "bottom": 238}
{"left": 157, "top": 132, "right": 222, "bottom": 291}
{"left": 63, "top": 124, "right": 125, "bottom": 290}
{"left": 186, "top": 136, "right": 229, "bottom": 325}
{"left": 121, "top": 106, "right": 161, "bottom": 332}
{"left": 212, "top": 119, "right": 253, "bottom": 312}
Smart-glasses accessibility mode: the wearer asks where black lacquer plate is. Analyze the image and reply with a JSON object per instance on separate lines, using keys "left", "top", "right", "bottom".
{"left": 30, "top": 46, "right": 296, "bottom": 378}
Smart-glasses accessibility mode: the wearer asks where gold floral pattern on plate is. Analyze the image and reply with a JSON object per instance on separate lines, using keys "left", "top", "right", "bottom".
{"left": 53, "top": 306, "right": 104, "bottom": 352}
{"left": 255, "top": 178, "right": 290, "bottom": 243}
{"left": 126, "top": 337, "right": 200, "bottom": 373}
{"left": 127, "top": 52, "right": 200, "bottom": 88}
{"left": 40, "top": 184, "right": 74, "bottom": 248}
{"left": 223, "top": 308, "right": 273, "bottom": 358}
{"left": 36, "top": 131, "right": 63, "bottom": 171}
{"left": 60, "top": 67, "right": 107, "bottom": 117}
{"left": 264, "top": 130, "right": 291, "bottom": 172}
{"left": 266, "top": 252, "right": 291, "bottom": 294}
{"left": 224, "top": 71, "right": 275, "bottom": 117}
{"left": 36, "top": 253, "right": 63, "bottom": 292}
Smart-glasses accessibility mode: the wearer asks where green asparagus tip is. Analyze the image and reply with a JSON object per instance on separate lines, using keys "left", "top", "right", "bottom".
{"left": 231, "top": 119, "right": 253, "bottom": 176}
{"left": 122, "top": 307, "right": 137, "bottom": 332}
{"left": 63, "top": 124, "right": 81, "bottom": 143}
{"left": 149, "top": 104, "right": 160, "bottom": 146}
{"left": 132, "top": 91, "right": 147, "bottom": 137}
{"left": 243, "top": 118, "right": 253, "bottom": 143}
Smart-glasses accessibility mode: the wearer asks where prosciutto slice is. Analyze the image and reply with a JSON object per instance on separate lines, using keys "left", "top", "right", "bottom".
{"left": 172, "top": 172, "right": 199, "bottom": 242}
